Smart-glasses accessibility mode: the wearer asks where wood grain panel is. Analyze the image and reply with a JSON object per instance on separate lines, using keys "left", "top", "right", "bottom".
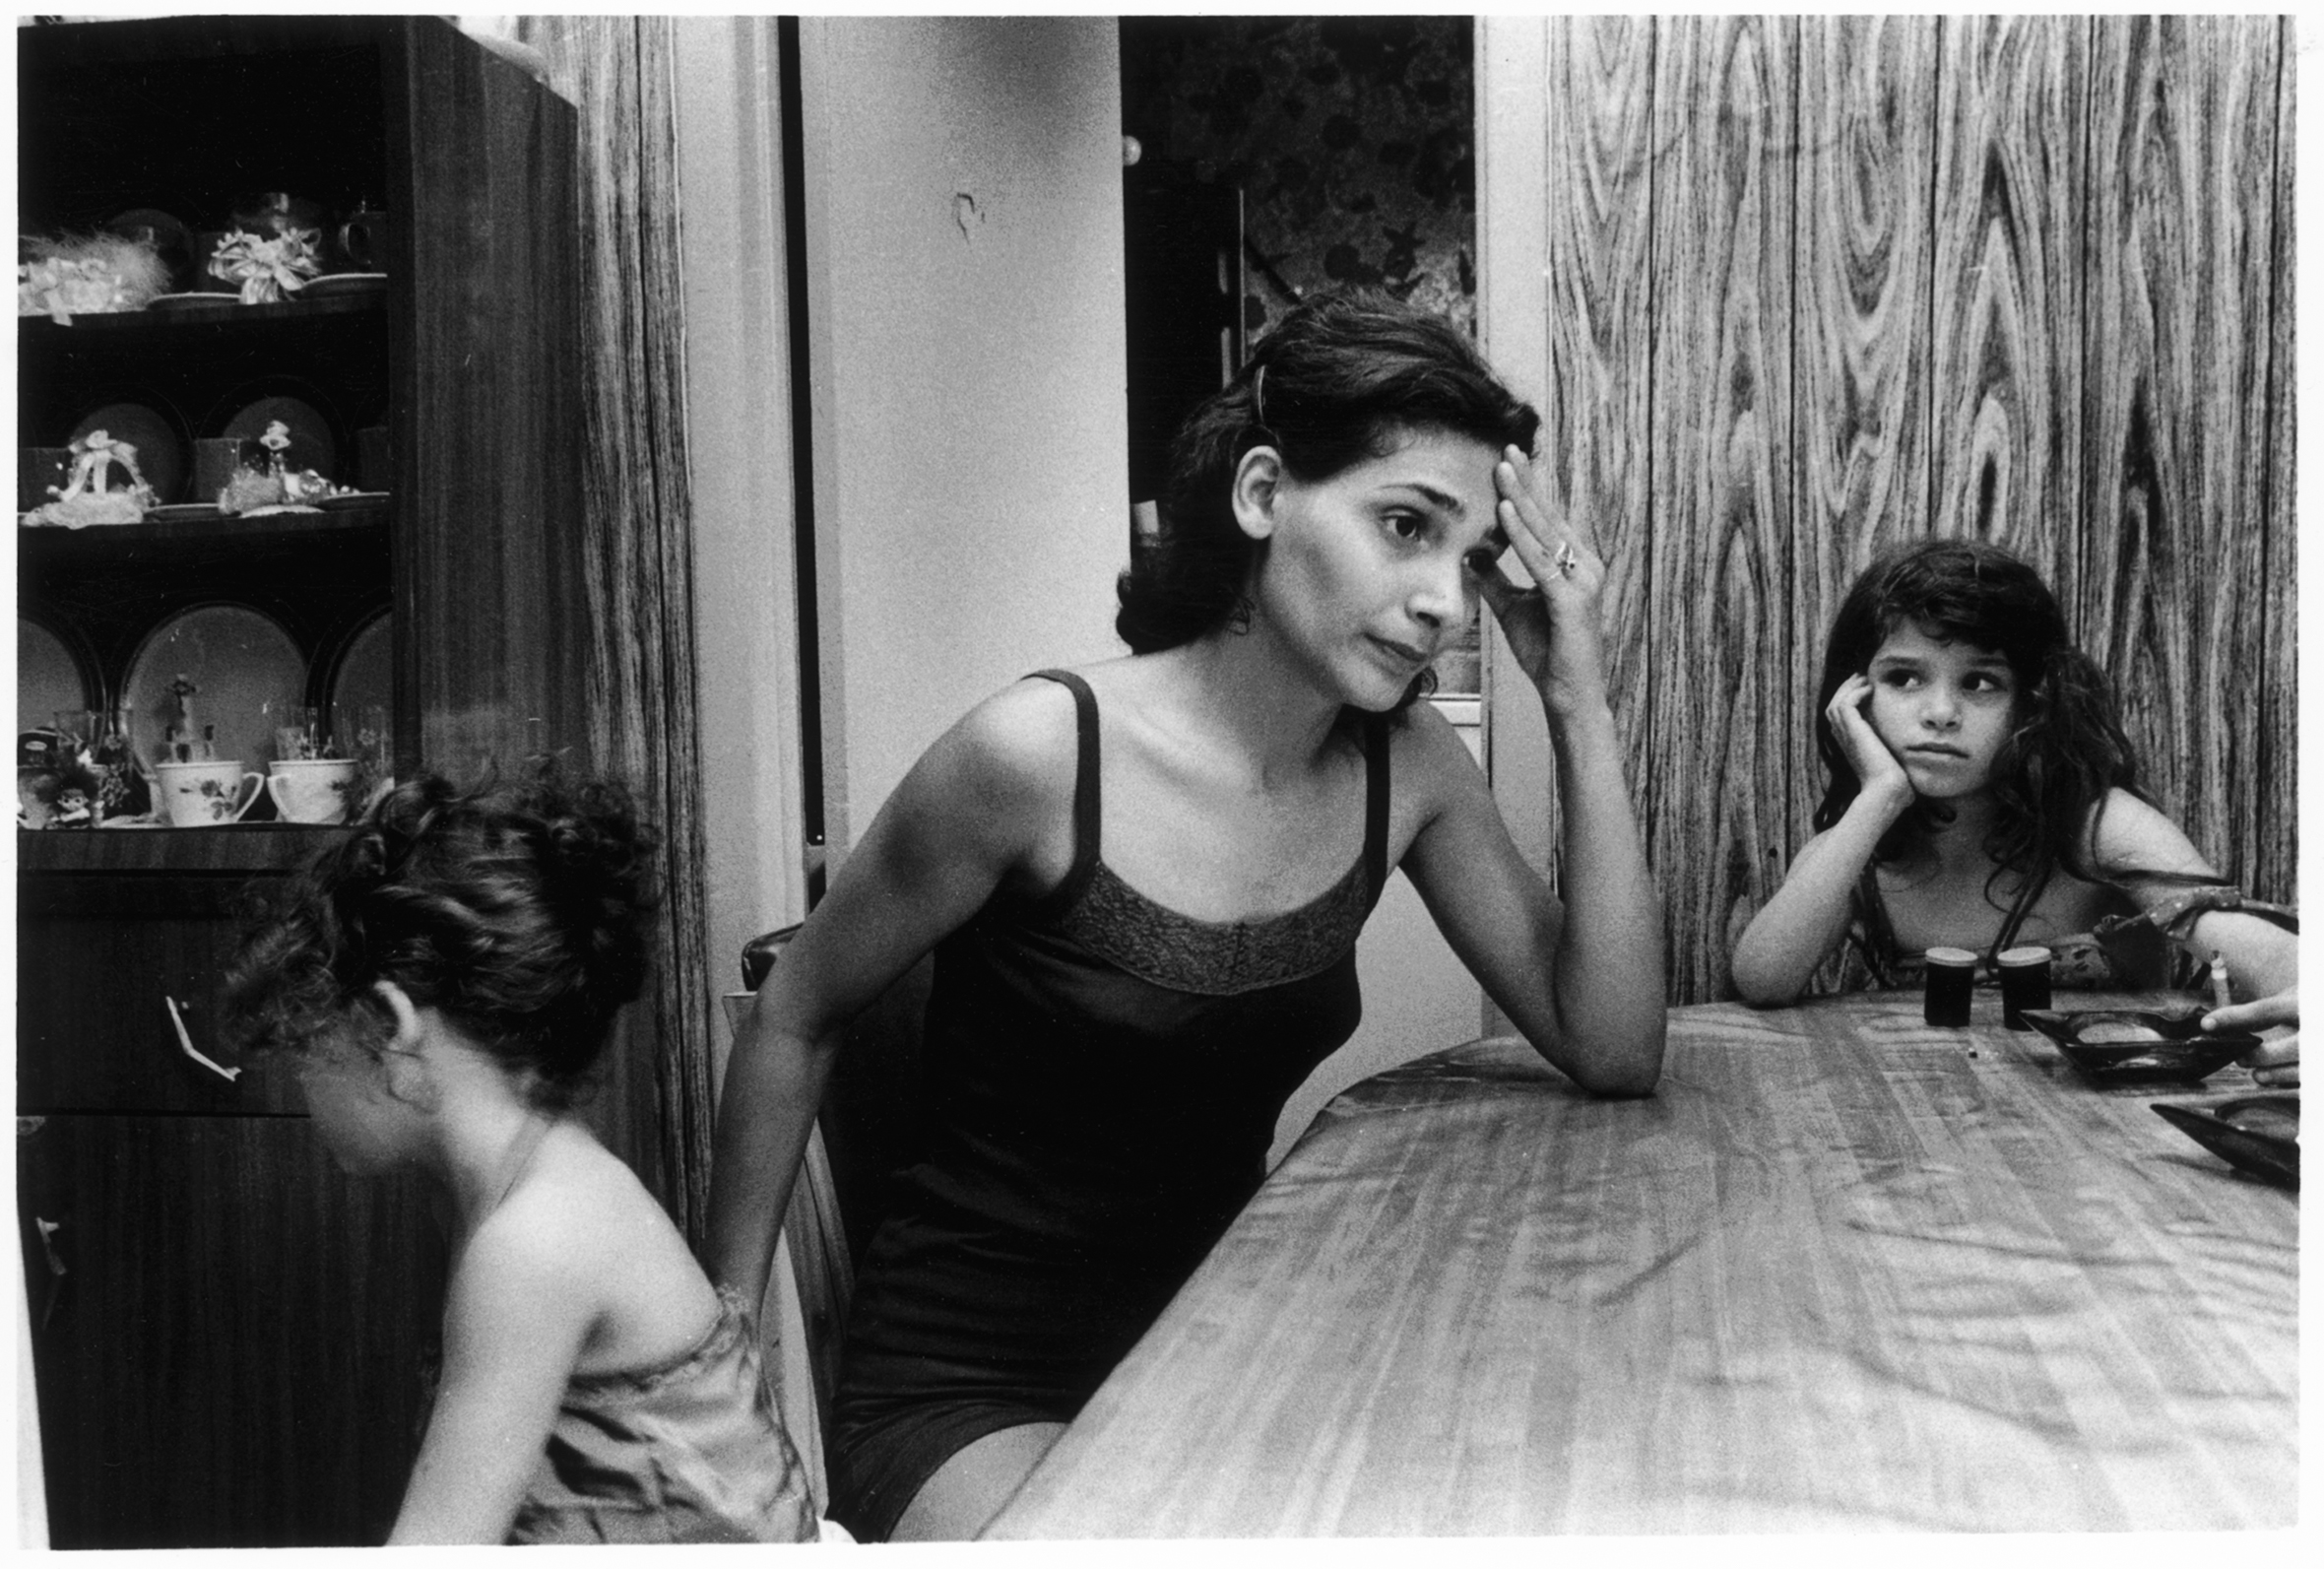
{"left": 513, "top": 16, "right": 715, "bottom": 1235}
{"left": 1928, "top": 18, "right": 2087, "bottom": 579}
{"left": 2257, "top": 24, "right": 2294, "bottom": 904}
{"left": 391, "top": 16, "right": 590, "bottom": 779}
{"left": 1645, "top": 16, "right": 1797, "bottom": 1002}
{"left": 1539, "top": 16, "right": 1659, "bottom": 825}
{"left": 2079, "top": 17, "right": 2281, "bottom": 882}
{"left": 19, "top": 1115, "right": 445, "bottom": 1546}
{"left": 1791, "top": 15, "right": 1940, "bottom": 873}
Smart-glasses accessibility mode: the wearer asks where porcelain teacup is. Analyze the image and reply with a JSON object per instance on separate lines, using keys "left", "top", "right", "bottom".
{"left": 267, "top": 757, "right": 359, "bottom": 824}
{"left": 154, "top": 760, "right": 263, "bottom": 826}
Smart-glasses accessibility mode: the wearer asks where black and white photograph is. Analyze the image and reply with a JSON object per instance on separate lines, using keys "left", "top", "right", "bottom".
{"left": 9, "top": 10, "right": 2305, "bottom": 1551}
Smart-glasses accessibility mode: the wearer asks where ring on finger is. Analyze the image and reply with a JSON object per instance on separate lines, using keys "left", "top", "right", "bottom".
{"left": 1554, "top": 541, "right": 1579, "bottom": 577}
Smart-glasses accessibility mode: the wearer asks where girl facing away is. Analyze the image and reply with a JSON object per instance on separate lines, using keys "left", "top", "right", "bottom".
{"left": 1732, "top": 538, "right": 2296, "bottom": 1084}
{"left": 709, "top": 291, "right": 1667, "bottom": 1541}
{"left": 226, "top": 771, "right": 819, "bottom": 1544}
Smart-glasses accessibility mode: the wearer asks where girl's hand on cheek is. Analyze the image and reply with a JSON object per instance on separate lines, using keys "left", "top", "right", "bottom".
{"left": 1826, "top": 674, "right": 1913, "bottom": 814}
{"left": 1477, "top": 447, "right": 1610, "bottom": 718}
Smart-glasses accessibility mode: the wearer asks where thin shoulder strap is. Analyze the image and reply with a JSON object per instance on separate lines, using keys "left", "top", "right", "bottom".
{"left": 1025, "top": 669, "right": 1100, "bottom": 915}
{"left": 1853, "top": 862, "right": 1902, "bottom": 987}
{"left": 1363, "top": 714, "right": 1390, "bottom": 903}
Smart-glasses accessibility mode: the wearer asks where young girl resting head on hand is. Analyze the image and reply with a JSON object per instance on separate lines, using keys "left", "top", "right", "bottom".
{"left": 1731, "top": 538, "right": 2296, "bottom": 1085}
{"left": 226, "top": 770, "right": 819, "bottom": 1543}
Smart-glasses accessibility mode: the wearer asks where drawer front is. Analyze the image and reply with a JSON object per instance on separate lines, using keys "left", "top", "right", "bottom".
{"left": 19, "top": 1112, "right": 445, "bottom": 1547}
{"left": 16, "top": 874, "right": 300, "bottom": 1114}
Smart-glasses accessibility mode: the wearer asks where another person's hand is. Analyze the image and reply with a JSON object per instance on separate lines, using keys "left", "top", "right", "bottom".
{"left": 2203, "top": 989, "right": 2297, "bottom": 1087}
{"left": 1476, "top": 446, "right": 1608, "bottom": 717}
{"left": 1825, "top": 673, "right": 1913, "bottom": 815}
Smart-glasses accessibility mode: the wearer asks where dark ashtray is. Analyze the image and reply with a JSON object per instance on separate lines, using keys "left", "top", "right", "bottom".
{"left": 2150, "top": 1094, "right": 2299, "bottom": 1189}
{"left": 2020, "top": 1008, "right": 2260, "bottom": 1085}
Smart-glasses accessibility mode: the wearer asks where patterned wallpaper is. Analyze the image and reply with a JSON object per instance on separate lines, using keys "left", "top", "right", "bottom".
{"left": 1120, "top": 16, "right": 1477, "bottom": 340}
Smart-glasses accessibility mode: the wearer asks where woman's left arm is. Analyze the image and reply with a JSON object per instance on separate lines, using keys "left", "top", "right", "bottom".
{"left": 1401, "top": 703, "right": 1665, "bottom": 1094}
{"left": 2089, "top": 788, "right": 2297, "bottom": 1085}
{"left": 1400, "top": 445, "right": 1664, "bottom": 1093}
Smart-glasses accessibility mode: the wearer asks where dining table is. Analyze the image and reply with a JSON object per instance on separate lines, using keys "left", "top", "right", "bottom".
{"left": 983, "top": 992, "right": 2298, "bottom": 1536}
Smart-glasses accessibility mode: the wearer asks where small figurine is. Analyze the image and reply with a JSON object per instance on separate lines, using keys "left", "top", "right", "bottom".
{"left": 21, "top": 428, "right": 157, "bottom": 529}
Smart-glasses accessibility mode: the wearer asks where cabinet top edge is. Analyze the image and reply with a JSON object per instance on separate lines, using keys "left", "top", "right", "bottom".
{"left": 15, "top": 14, "right": 465, "bottom": 72}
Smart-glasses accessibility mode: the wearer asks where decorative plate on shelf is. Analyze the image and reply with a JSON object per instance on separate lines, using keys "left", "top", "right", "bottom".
{"left": 124, "top": 604, "right": 306, "bottom": 770}
{"left": 219, "top": 394, "right": 336, "bottom": 484}
{"left": 146, "top": 502, "right": 222, "bottom": 524}
{"left": 19, "top": 619, "right": 96, "bottom": 736}
{"left": 301, "top": 273, "right": 387, "bottom": 299}
{"left": 68, "top": 400, "right": 186, "bottom": 504}
{"left": 330, "top": 612, "right": 392, "bottom": 732}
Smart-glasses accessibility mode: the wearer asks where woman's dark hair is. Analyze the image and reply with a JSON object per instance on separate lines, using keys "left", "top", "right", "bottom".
{"left": 1812, "top": 537, "right": 2149, "bottom": 892}
{"left": 224, "top": 765, "right": 658, "bottom": 1110}
{"left": 1117, "top": 289, "right": 1542, "bottom": 708}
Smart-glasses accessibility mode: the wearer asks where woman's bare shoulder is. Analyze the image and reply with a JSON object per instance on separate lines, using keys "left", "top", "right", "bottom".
{"left": 905, "top": 673, "right": 1087, "bottom": 829}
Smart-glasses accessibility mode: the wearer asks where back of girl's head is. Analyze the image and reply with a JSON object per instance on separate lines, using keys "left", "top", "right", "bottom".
{"left": 1813, "top": 536, "right": 2144, "bottom": 876}
{"left": 1116, "top": 290, "right": 1541, "bottom": 657}
{"left": 225, "top": 766, "right": 657, "bottom": 1110}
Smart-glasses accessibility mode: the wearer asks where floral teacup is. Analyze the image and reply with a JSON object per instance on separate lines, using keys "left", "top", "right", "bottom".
{"left": 153, "top": 760, "right": 263, "bottom": 826}
{"left": 266, "top": 757, "right": 359, "bottom": 824}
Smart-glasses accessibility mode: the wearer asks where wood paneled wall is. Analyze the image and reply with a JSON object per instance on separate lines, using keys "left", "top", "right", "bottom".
{"left": 1519, "top": 15, "right": 2293, "bottom": 1003}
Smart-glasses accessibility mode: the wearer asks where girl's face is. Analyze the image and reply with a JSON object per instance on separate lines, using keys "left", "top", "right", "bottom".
{"left": 1246, "top": 425, "right": 1507, "bottom": 711}
{"left": 294, "top": 1029, "right": 421, "bottom": 1175}
{"left": 1863, "top": 623, "right": 2020, "bottom": 801}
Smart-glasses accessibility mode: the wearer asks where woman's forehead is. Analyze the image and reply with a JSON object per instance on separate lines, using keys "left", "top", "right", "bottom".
{"left": 1347, "top": 425, "right": 1501, "bottom": 499}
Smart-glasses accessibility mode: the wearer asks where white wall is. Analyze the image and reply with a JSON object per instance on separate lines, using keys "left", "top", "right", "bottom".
{"left": 798, "top": 17, "right": 1130, "bottom": 855}
{"left": 674, "top": 18, "right": 811, "bottom": 1015}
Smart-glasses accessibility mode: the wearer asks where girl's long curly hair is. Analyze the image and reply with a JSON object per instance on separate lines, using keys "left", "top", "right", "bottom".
{"left": 1117, "top": 289, "right": 1540, "bottom": 712}
{"left": 1812, "top": 538, "right": 2150, "bottom": 895}
{"left": 224, "top": 765, "right": 658, "bottom": 1110}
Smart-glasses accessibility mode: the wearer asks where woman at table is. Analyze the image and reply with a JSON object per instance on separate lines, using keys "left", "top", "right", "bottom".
{"left": 1731, "top": 538, "right": 2296, "bottom": 1083}
{"left": 708, "top": 292, "right": 1666, "bottom": 1541}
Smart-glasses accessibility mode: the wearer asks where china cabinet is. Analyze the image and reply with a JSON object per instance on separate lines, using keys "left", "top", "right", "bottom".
{"left": 16, "top": 16, "right": 599, "bottom": 1546}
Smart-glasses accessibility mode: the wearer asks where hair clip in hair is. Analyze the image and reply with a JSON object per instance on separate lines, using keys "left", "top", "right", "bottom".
{"left": 1253, "top": 363, "right": 1267, "bottom": 427}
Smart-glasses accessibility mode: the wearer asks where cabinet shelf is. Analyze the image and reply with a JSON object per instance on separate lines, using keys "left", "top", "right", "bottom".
{"left": 18, "top": 292, "right": 389, "bottom": 337}
{"left": 16, "top": 823, "right": 351, "bottom": 877}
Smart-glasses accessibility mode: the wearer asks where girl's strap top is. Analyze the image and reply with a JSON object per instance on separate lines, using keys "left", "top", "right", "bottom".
{"left": 1021, "top": 669, "right": 1390, "bottom": 922}
{"left": 1852, "top": 857, "right": 2053, "bottom": 983}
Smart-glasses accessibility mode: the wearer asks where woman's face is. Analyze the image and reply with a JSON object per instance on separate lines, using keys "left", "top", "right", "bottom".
{"left": 1863, "top": 623, "right": 2020, "bottom": 801}
{"left": 1246, "top": 425, "right": 1506, "bottom": 710}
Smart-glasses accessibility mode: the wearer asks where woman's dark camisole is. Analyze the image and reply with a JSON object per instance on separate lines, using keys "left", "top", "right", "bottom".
{"left": 827, "top": 669, "right": 1389, "bottom": 1538}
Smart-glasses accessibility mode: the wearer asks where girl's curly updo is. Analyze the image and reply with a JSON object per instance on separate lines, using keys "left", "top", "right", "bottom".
{"left": 225, "top": 766, "right": 658, "bottom": 1109}
{"left": 1117, "top": 289, "right": 1541, "bottom": 664}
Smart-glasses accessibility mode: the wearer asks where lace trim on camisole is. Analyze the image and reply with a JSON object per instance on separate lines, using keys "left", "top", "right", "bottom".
{"left": 1012, "top": 668, "right": 1387, "bottom": 999}
{"left": 1053, "top": 853, "right": 1372, "bottom": 997}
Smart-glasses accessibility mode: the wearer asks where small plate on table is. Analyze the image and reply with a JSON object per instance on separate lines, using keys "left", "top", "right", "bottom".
{"left": 2020, "top": 1008, "right": 2260, "bottom": 1086}
{"left": 146, "top": 502, "right": 221, "bottom": 523}
{"left": 2150, "top": 1095, "right": 2298, "bottom": 1189}
{"left": 318, "top": 491, "right": 390, "bottom": 511}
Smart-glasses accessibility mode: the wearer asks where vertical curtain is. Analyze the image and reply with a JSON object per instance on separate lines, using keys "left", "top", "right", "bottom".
{"left": 491, "top": 16, "right": 715, "bottom": 1238}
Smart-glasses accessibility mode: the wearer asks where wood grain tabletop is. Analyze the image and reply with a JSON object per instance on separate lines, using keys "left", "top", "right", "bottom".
{"left": 986, "top": 993, "right": 2296, "bottom": 1536}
